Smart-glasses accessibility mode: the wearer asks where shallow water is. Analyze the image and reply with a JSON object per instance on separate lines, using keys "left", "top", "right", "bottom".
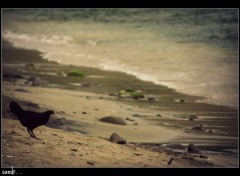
{"left": 2, "top": 9, "right": 238, "bottom": 108}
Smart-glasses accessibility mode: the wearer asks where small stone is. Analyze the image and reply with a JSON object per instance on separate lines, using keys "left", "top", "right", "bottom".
{"left": 25, "top": 63, "right": 35, "bottom": 67}
{"left": 14, "top": 88, "right": 30, "bottom": 93}
{"left": 109, "top": 133, "right": 126, "bottom": 144}
{"left": 189, "top": 115, "right": 198, "bottom": 121}
{"left": 87, "top": 161, "right": 95, "bottom": 165}
{"left": 156, "top": 114, "right": 162, "bottom": 117}
{"left": 208, "top": 129, "right": 213, "bottom": 133}
{"left": 147, "top": 97, "right": 155, "bottom": 101}
{"left": 192, "top": 125, "right": 204, "bottom": 131}
{"left": 133, "top": 153, "right": 142, "bottom": 156}
{"left": 126, "top": 117, "right": 135, "bottom": 121}
{"left": 200, "top": 154, "right": 208, "bottom": 159}
{"left": 71, "top": 149, "right": 78, "bottom": 152}
{"left": 168, "top": 157, "right": 174, "bottom": 165}
{"left": 166, "top": 144, "right": 185, "bottom": 150}
{"left": 188, "top": 143, "right": 201, "bottom": 154}
{"left": 82, "top": 112, "right": 87, "bottom": 114}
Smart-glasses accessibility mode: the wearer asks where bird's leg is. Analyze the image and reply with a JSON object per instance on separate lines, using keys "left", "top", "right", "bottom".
{"left": 27, "top": 128, "right": 34, "bottom": 138}
{"left": 30, "top": 130, "right": 41, "bottom": 140}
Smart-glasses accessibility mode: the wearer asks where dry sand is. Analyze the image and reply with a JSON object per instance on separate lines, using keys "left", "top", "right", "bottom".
{"left": 3, "top": 117, "right": 215, "bottom": 168}
{"left": 2, "top": 83, "right": 216, "bottom": 168}
{"left": 2, "top": 81, "right": 234, "bottom": 168}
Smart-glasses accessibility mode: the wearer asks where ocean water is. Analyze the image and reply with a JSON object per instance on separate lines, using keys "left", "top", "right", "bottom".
{"left": 2, "top": 9, "right": 239, "bottom": 108}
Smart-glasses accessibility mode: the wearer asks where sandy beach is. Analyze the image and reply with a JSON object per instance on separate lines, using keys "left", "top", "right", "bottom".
{"left": 2, "top": 43, "right": 238, "bottom": 168}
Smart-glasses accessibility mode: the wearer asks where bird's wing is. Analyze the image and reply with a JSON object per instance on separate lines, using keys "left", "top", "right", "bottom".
{"left": 20, "top": 111, "right": 49, "bottom": 127}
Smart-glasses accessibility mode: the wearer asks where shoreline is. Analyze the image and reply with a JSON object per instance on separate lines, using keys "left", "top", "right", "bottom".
{"left": 2, "top": 43, "right": 238, "bottom": 167}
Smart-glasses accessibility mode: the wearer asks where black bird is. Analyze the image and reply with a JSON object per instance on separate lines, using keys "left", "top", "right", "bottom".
{"left": 9, "top": 101, "right": 54, "bottom": 139}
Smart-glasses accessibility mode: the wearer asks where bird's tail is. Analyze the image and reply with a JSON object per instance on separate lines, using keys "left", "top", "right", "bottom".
{"left": 9, "top": 101, "right": 23, "bottom": 119}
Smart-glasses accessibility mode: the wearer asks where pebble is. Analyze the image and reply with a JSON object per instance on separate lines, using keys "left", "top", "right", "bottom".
{"left": 87, "top": 161, "right": 95, "bottom": 165}
{"left": 168, "top": 157, "right": 174, "bottom": 165}
{"left": 71, "top": 149, "right": 78, "bottom": 152}
{"left": 200, "top": 154, "right": 208, "bottom": 159}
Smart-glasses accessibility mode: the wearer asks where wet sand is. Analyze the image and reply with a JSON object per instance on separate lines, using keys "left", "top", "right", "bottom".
{"left": 2, "top": 42, "right": 238, "bottom": 167}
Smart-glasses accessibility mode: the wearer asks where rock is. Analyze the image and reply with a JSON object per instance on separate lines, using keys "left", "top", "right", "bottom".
{"left": 109, "top": 133, "right": 126, "bottom": 144}
{"left": 14, "top": 89, "right": 30, "bottom": 93}
{"left": 188, "top": 143, "right": 201, "bottom": 154}
{"left": 82, "top": 112, "right": 87, "bottom": 114}
{"left": 3, "top": 73, "right": 23, "bottom": 80}
{"left": 192, "top": 125, "right": 204, "bottom": 131}
{"left": 166, "top": 144, "right": 185, "bottom": 150}
{"left": 132, "top": 94, "right": 145, "bottom": 99}
{"left": 208, "top": 129, "right": 213, "bottom": 133}
{"left": 70, "top": 149, "right": 78, "bottom": 152}
{"left": 99, "top": 116, "right": 127, "bottom": 125}
{"left": 133, "top": 153, "right": 142, "bottom": 156}
{"left": 25, "top": 63, "right": 35, "bottom": 67}
{"left": 168, "top": 157, "right": 174, "bottom": 165}
{"left": 200, "top": 154, "right": 208, "bottom": 159}
{"left": 81, "top": 83, "right": 91, "bottom": 87}
{"left": 87, "top": 161, "right": 95, "bottom": 165}
{"left": 27, "top": 77, "right": 45, "bottom": 86}
{"left": 189, "top": 115, "right": 199, "bottom": 121}
{"left": 126, "top": 117, "right": 135, "bottom": 121}
{"left": 147, "top": 97, "right": 155, "bottom": 101}
{"left": 156, "top": 114, "right": 162, "bottom": 117}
